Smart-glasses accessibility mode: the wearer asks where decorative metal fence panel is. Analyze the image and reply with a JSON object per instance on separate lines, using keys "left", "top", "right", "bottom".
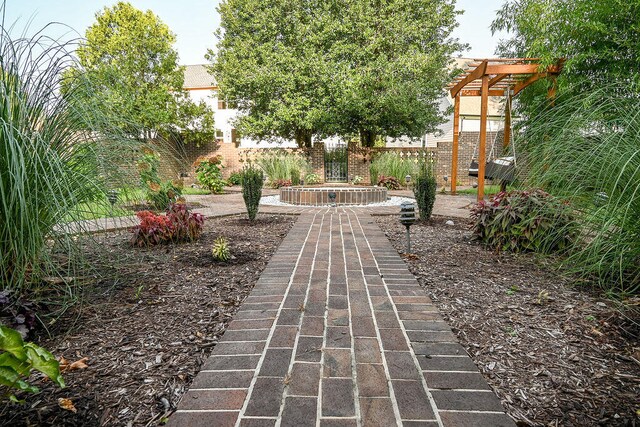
{"left": 324, "top": 143, "right": 348, "bottom": 182}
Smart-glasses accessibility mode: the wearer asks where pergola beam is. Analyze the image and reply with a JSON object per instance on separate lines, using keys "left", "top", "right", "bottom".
{"left": 450, "top": 60, "right": 487, "bottom": 98}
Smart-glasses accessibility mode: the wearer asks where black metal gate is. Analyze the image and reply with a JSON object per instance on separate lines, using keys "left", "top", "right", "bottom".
{"left": 324, "top": 142, "right": 348, "bottom": 182}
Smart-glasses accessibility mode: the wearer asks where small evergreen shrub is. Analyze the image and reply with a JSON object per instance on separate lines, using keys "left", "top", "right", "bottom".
{"left": 194, "top": 155, "right": 225, "bottom": 194}
{"left": 241, "top": 165, "right": 264, "bottom": 221}
{"left": 377, "top": 175, "right": 402, "bottom": 190}
{"left": 0, "top": 325, "right": 65, "bottom": 401}
{"left": 212, "top": 236, "right": 230, "bottom": 261}
{"left": 413, "top": 164, "right": 437, "bottom": 220}
{"left": 470, "top": 189, "right": 575, "bottom": 253}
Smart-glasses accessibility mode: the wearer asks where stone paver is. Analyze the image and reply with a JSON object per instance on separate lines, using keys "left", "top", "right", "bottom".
{"left": 169, "top": 208, "right": 514, "bottom": 427}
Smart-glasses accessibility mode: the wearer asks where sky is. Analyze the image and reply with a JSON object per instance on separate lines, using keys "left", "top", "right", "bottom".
{"left": 2, "top": 0, "right": 508, "bottom": 65}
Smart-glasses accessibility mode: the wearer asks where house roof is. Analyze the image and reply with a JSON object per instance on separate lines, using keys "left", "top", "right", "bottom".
{"left": 183, "top": 64, "right": 216, "bottom": 89}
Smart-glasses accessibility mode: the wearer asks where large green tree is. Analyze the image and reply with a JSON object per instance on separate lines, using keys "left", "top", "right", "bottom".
{"left": 71, "top": 2, "right": 214, "bottom": 143}
{"left": 491, "top": 0, "right": 640, "bottom": 114}
{"left": 212, "top": 0, "right": 463, "bottom": 147}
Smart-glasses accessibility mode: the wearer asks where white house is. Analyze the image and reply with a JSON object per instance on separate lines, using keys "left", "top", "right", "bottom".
{"left": 183, "top": 59, "right": 507, "bottom": 149}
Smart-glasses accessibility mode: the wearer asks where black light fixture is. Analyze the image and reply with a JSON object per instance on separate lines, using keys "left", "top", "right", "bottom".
{"left": 107, "top": 190, "right": 119, "bottom": 206}
{"left": 399, "top": 201, "right": 416, "bottom": 253}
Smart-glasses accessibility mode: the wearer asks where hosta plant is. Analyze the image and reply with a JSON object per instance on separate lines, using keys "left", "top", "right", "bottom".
{"left": 470, "top": 189, "right": 575, "bottom": 254}
{"left": 0, "top": 325, "right": 65, "bottom": 401}
{"left": 304, "top": 173, "right": 321, "bottom": 185}
{"left": 212, "top": 236, "right": 231, "bottom": 261}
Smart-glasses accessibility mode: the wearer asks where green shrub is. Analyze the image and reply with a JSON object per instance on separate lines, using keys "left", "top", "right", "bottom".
{"left": 290, "top": 168, "right": 300, "bottom": 185}
{"left": 377, "top": 175, "right": 402, "bottom": 190}
{"left": 0, "top": 325, "right": 65, "bottom": 401}
{"left": 304, "top": 173, "right": 321, "bottom": 185}
{"left": 256, "top": 150, "right": 311, "bottom": 185}
{"left": 241, "top": 165, "right": 264, "bottom": 221}
{"left": 413, "top": 163, "right": 437, "bottom": 220}
{"left": 470, "top": 189, "right": 575, "bottom": 254}
{"left": 352, "top": 175, "right": 363, "bottom": 185}
{"left": 370, "top": 152, "right": 418, "bottom": 185}
{"left": 227, "top": 171, "right": 243, "bottom": 186}
{"left": 212, "top": 236, "right": 231, "bottom": 261}
{"left": 194, "top": 155, "right": 225, "bottom": 194}
{"left": 138, "top": 151, "right": 183, "bottom": 210}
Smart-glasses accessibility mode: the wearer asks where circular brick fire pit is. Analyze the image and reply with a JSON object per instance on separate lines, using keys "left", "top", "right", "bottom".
{"left": 279, "top": 186, "right": 388, "bottom": 206}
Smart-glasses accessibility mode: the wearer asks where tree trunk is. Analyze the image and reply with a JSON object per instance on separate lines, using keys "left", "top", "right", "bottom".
{"left": 359, "top": 129, "right": 376, "bottom": 147}
{"left": 295, "top": 129, "right": 313, "bottom": 148}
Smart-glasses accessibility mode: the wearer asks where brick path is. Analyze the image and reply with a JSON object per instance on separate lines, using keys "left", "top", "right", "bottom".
{"left": 168, "top": 209, "right": 514, "bottom": 427}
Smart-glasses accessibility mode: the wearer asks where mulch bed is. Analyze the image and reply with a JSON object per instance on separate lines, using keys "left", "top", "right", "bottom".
{"left": 0, "top": 214, "right": 295, "bottom": 427}
{"left": 375, "top": 216, "right": 640, "bottom": 427}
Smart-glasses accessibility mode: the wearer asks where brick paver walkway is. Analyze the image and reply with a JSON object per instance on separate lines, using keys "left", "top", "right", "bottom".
{"left": 169, "top": 209, "right": 514, "bottom": 427}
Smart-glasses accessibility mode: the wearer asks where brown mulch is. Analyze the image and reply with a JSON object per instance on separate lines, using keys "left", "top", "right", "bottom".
{"left": 0, "top": 214, "right": 295, "bottom": 427}
{"left": 375, "top": 215, "right": 640, "bottom": 427}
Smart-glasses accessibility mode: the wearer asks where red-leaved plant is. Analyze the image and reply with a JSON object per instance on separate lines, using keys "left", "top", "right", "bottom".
{"left": 130, "top": 204, "right": 204, "bottom": 247}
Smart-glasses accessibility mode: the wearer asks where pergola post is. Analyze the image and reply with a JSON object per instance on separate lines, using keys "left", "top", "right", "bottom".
{"left": 451, "top": 94, "right": 460, "bottom": 194}
{"left": 477, "top": 75, "right": 489, "bottom": 201}
{"left": 503, "top": 93, "right": 511, "bottom": 150}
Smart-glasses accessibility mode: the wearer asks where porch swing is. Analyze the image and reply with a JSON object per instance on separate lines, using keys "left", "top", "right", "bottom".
{"left": 468, "top": 93, "right": 516, "bottom": 183}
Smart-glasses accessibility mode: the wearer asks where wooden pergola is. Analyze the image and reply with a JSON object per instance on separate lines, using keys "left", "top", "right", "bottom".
{"left": 448, "top": 58, "right": 563, "bottom": 201}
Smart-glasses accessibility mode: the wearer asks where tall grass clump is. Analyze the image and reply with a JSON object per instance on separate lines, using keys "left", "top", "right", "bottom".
{"left": 241, "top": 164, "right": 264, "bottom": 221}
{"left": 519, "top": 85, "right": 640, "bottom": 295}
{"left": 0, "top": 20, "right": 139, "bottom": 300}
{"left": 369, "top": 152, "right": 418, "bottom": 185}
{"left": 255, "top": 149, "right": 311, "bottom": 185}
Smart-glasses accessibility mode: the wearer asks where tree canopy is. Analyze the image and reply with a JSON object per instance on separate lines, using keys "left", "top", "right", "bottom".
{"left": 71, "top": 1, "right": 214, "bottom": 143}
{"left": 211, "top": 0, "right": 463, "bottom": 147}
{"left": 491, "top": 0, "right": 640, "bottom": 113}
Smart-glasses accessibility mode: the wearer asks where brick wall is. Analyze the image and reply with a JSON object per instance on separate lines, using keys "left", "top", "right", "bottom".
{"left": 157, "top": 131, "right": 505, "bottom": 187}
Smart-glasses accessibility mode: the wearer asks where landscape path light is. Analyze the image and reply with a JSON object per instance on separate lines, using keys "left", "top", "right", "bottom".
{"left": 107, "top": 190, "right": 119, "bottom": 207}
{"left": 399, "top": 201, "right": 416, "bottom": 253}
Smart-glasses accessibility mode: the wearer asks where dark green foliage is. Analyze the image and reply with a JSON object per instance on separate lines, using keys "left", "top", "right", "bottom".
{"left": 413, "top": 164, "right": 437, "bottom": 220}
{"left": 290, "top": 168, "right": 300, "bottom": 186}
{"left": 377, "top": 176, "right": 402, "bottom": 190}
{"left": 470, "top": 190, "right": 575, "bottom": 254}
{"left": 227, "top": 171, "right": 243, "bottom": 186}
{"left": 241, "top": 165, "right": 264, "bottom": 221}
{"left": 138, "top": 151, "right": 183, "bottom": 210}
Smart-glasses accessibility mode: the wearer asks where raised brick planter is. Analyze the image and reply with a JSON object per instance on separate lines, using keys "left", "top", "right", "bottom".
{"left": 280, "top": 186, "right": 388, "bottom": 206}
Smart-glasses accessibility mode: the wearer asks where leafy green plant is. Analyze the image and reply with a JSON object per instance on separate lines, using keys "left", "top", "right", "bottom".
{"left": 194, "top": 155, "right": 225, "bottom": 194}
{"left": 352, "top": 175, "right": 363, "bottom": 185}
{"left": 470, "top": 189, "right": 575, "bottom": 254}
{"left": 241, "top": 165, "right": 264, "bottom": 221}
{"left": 377, "top": 175, "right": 402, "bottom": 190}
{"left": 211, "top": 237, "right": 231, "bottom": 261}
{"left": 413, "top": 162, "right": 437, "bottom": 220}
{"left": 304, "top": 173, "right": 321, "bottom": 185}
{"left": 227, "top": 171, "right": 243, "bottom": 186}
{"left": 370, "top": 152, "right": 418, "bottom": 185}
{"left": 138, "top": 151, "right": 183, "bottom": 210}
{"left": 0, "top": 325, "right": 65, "bottom": 401}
